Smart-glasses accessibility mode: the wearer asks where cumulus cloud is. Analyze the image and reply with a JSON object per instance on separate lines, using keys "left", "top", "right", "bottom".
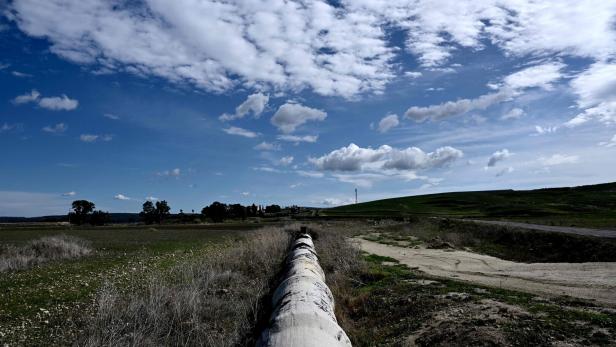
{"left": 271, "top": 102, "right": 327, "bottom": 133}
{"left": 310, "top": 143, "right": 463, "bottom": 173}
{"left": 219, "top": 93, "right": 269, "bottom": 121}
{"left": 61, "top": 191, "right": 76, "bottom": 197}
{"left": 145, "top": 196, "right": 158, "bottom": 201}
{"left": 540, "top": 154, "right": 579, "bottom": 166}
{"left": 277, "top": 134, "right": 318, "bottom": 144}
{"left": 114, "top": 194, "right": 131, "bottom": 200}
{"left": 487, "top": 149, "right": 511, "bottom": 167}
{"left": 12, "top": 89, "right": 40, "bottom": 104}
{"left": 503, "top": 62, "right": 564, "bottom": 90}
{"left": 223, "top": 126, "right": 259, "bottom": 138}
{"left": 501, "top": 108, "right": 525, "bottom": 120}
{"left": 254, "top": 141, "right": 280, "bottom": 151}
{"left": 12, "top": 89, "right": 78, "bottom": 111}
{"left": 9, "top": 0, "right": 395, "bottom": 98}
{"left": 377, "top": 114, "right": 399, "bottom": 133}
{"left": 42, "top": 123, "right": 67, "bottom": 134}
{"left": 404, "top": 71, "right": 422, "bottom": 79}
{"left": 278, "top": 156, "right": 294, "bottom": 166}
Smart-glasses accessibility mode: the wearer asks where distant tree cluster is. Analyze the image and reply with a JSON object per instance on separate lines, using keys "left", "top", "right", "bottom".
{"left": 69, "top": 200, "right": 110, "bottom": 226}
{"left": 140, "top": 200, "right": 171, "bottom": 224}
{"left": 200, "top": 202, "right": 286, "bottom": 223}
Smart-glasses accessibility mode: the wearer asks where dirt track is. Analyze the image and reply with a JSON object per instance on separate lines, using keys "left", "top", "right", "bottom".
{"left": 357, "top": 238, "right": 616, "bottom": 306}
{"left": 461, "top": 219, "right": 616, "bottom": 238}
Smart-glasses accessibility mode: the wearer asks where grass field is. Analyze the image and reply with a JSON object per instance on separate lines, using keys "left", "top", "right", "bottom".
{"left": 323, "top": 182, "right": 616, "bottom": 229}
{"left": 0, "top": 223, "right": 264, "bottom": 345}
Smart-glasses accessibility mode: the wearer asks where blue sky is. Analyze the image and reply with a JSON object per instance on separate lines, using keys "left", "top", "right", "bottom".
{"left": 1, "top": 0, "right": 616, "bottom": 216}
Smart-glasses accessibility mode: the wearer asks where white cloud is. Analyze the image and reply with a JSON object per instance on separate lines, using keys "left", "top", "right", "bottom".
{"left": 296, "top": 170, "right": 324, "bottom": 178}
{"left": 12, "top": 89, "right": 78, "bottom": 111}
{"left": 0, "top": 123, "right": 21, "bottom": 133}
{"left": 501, "top": 108, "right": 525, "bottom": 120}
{"left": 241, "top": 192, "right": 250, "bottom": 197}
{"left": 377, "top": 114, "right": 399, "bottom": 133}
{"left": 503, "top": 62, "right": 564, "bottom": 90}
{"left": 310, "top": 143, "right": 463, "bottom": 172}
{"left": 599, "top": 134, "right": 616, "bottom": 148}
{"left": 158, "top": 168, "right": 181, "bottom": 177}
{"left": 79, "top": 134, "right": 112, "bottom": 142}
{"left": 565, "top": 63, "right": 616, "bottom": 127}
{"left": 277, "top": 134, "right": 318, "bottom": 144}
{"left": 404, "top": 71, "right": 422, "bottom": 78}
{"left": 38, "top": 95, "right": 79, "bottom": 111}
{"left": 114, "top": 193, "right": 131, "bottom": 200}
{"left": 278, "top": 156, "right": 294, "bottom": 166}
{"left": 254, "top": 141, "right": 280, "bottom": 151}
{"left": 219, "top": 93, "right": 269, "bottom": 121}
{"left": 487, "top": 149, "right": 511, "bottom": 167}
{"left": 103, "top": 113, "right": 120, "bottom": 120}
{"left": 42, "top": 123, "right": 67, "bottom": 134}
{"left": 79, "top": 134, "right": 98, "bottom": 142}
{"left": 321, "top": 197, "right": 355, "bottom": 206}
{"left": 534, "top": 125, "right": 557, "bottom": 135}
{"left": 405, "top": 89, "right": 513, "bottom": 122}
{"left": 145, "top": 196, "right": 158, "bottom": 201}
{"left": 222, "top": 126, "right": 259, "bottom": 138}
{"left": 12, "top": 71, "right": 32, "bottom": 78}
{"left": 540, "top": 154, "right": 579, "bottom": 166}
{"left": 271, "top": 102, "right": 327, "bottom": 134}
{"left": 61, "top": 191, "right": 76, "bottom": 197}
{"left": 10, "top": 0, "right": 394, "bottom": 98}
{"left": 12, "top": 89, "right": 40, "bottom": 104}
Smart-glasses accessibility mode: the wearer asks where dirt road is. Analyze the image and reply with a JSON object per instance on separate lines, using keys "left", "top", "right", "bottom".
{"left": 357, "top": 238, "right": 616, "bottom": 306}
{"left": 461, "top": 219, "right": 616, "bottom": 238}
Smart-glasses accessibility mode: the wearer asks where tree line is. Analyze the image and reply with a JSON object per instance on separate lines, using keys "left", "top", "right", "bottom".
{"left": 68, "top": 199, "right": 293, "bottom": 225}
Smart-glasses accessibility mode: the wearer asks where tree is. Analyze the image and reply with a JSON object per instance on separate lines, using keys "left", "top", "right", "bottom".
{"left": 140, "top": 200, "right": 157, "bottom": 224}
{"left": 229, "top": 204, "right": 247, "bottom": 220}
{"left": 202, "top": 201, "right": 227, "bottom": 223}
{"left": 155, "top": 200, "right": 171, "bottom": 224}
{"left": 70, "top": 200, "right": 95, "bottom": 225}
{"left": 265, "top": 204, "right": 282, "bottom": 214}
{"left": 90, "top": 210, "right": 110, "bottom": 226}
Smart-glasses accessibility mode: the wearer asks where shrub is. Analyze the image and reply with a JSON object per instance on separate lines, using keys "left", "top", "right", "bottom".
{"left": 0, "top": 235, "right": 92, "bottom": 272}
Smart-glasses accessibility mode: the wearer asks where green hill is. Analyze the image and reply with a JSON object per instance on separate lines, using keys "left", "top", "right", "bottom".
{"left": 324, "top": 182, "right": 616, "bottom": 228}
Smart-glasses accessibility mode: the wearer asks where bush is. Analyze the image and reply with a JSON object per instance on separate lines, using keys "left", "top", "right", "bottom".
{"left": 0, "top": 235, "right": 92, "bottom": 272}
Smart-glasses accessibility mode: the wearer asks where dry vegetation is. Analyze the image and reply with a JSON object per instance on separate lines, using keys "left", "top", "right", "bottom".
{"left": 82, "top": 225, "right": 292, "bottom": 346}
{"left": 0, "top": 235, "right": 92, "bottom": 272}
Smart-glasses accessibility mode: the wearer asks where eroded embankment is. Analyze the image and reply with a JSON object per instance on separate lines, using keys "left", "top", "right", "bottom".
{"left": 357, "top": 238, "right": 616, "bottom": 306}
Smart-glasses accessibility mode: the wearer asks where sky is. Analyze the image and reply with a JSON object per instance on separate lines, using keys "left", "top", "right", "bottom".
{"left": 1, "top": 0, "right": 616, "bottom": 216}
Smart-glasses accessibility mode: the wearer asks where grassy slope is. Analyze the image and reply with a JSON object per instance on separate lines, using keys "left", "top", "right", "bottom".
{"left": 324, "top": 182, "right": 616, "bottom": 228}
{"left": 0, "top": 224, "right": 260, "bottom": 345}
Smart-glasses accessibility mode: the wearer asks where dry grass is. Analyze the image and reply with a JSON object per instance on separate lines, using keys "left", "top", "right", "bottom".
{"left": 82, "top": 225, "right": 292, "bottom": 347}
{"left": 0, "top": 235, "right": 92, "bottom": 272}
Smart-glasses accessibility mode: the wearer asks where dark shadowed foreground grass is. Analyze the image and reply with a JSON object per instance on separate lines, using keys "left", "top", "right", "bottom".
{"left": 82, "top": 225, "right": 292, "bottom": 346}
{"left": 0, "top": 235, "right": 92, "bottom": 272}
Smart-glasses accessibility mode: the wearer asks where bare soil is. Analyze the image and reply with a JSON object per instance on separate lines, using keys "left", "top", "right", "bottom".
{"left": 357, "top": 238, "right": 616, "bottom": 306}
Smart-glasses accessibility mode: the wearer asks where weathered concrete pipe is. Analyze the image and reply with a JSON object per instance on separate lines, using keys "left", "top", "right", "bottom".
{"left": 257, "top": 232, "right": 352, "bottom": 347}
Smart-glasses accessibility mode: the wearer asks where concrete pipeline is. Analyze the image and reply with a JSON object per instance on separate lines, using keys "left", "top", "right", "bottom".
{"left": 257, "top": 230, "right": 352, "bottom": 347}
